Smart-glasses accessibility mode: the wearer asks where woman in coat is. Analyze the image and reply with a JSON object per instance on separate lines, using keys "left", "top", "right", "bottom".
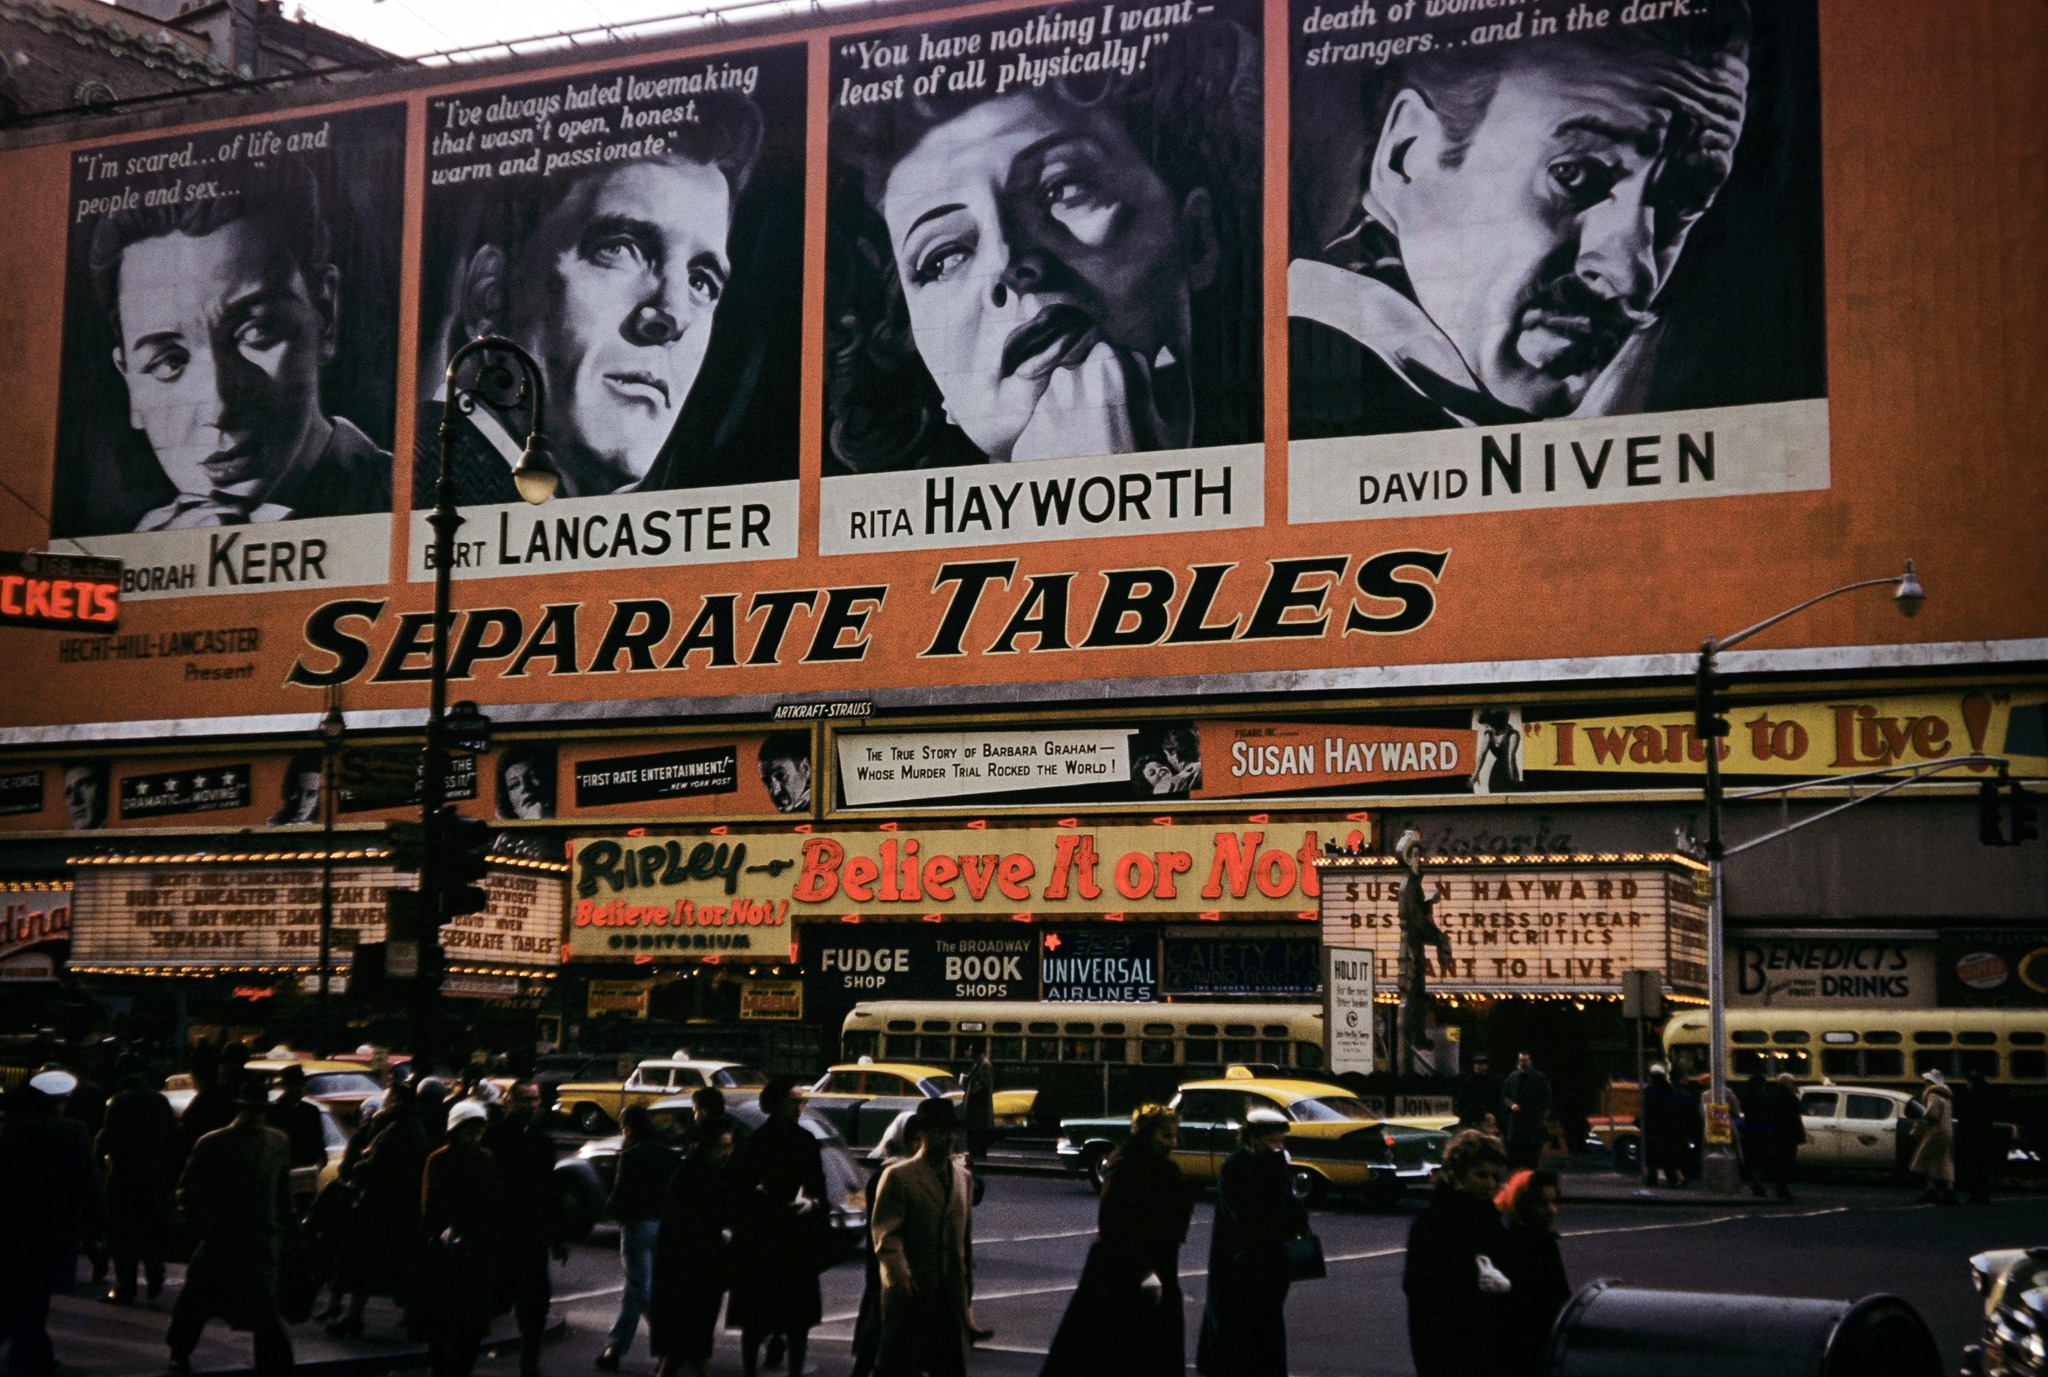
{"left": 1044, "top": 1104, "right": 1193, "bottom": 1377}
{"left": 1403, "top": 1130, "right": 1512, "bottom": 1377}
{"left": 650, "top": 1116, "right": 739, "bottom": 1377}
{"left": 330, "top": 1082, "right": 429, "bottom": 1336}
{"left": 728, "top": 1077, "right": 830, "bottom": 1377}
{"left": 1639, "top": 1065, "right": 1696, "bottom": 1188}
{"left": 410, "top": 1100, "right": 502, "bottom": 1377}
{"left": 1911, "top": 1071, "right": 1957, "bottom": 1205}
{"left": 1494, "top": 1168, "right": 1571, "bottom": 1377}
{"left": 1197, "top": 1109, "right": 1308, "bottom": 1377}
{"left": 870, "top": 1097, "right": 976, "bottom": 1377}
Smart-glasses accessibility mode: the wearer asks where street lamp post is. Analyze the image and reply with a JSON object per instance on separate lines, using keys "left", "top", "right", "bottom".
{"left": 417, "top": 336, "right": 556, "bottom": 1071}
{"left": 315, "top": 701, "right": 345, "bottom": 1056}
{"left": 1694, "top": 559, "right": 1925, "bottom": 1192}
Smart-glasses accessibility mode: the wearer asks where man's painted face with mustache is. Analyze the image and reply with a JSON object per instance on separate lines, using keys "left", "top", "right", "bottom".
{"left": 504, "top": 158, "right": 733, "bottom": 493}
{"left": 1370, "top": 43, "right": 1746, "bottom": 417}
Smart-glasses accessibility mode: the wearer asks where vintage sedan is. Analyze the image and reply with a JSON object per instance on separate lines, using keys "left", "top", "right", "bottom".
{"left": 554, "top": 1095, "right": 869, "bottom": 1252}
{"left": 804, "top": 1060, "right": 1038, "bottom": 1148}
{"left": 551, "top": 1056, "right": 767, "bottom": 1134}
{"left": 1796, "top": 1083, "right": 1924, "bottom": 1169}
{"left": 163, "top": 1058, "right": 383, "bottom": 1130}
{"left": 1056, "top": 1067, "right": 1448, "bottom": 1208}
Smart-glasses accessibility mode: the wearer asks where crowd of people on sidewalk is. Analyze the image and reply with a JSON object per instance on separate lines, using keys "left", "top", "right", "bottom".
{"left": 0, "top": 1034, "right": 2011, "bottom": 1377}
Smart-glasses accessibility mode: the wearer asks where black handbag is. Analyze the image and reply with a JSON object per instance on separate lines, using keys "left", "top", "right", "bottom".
{"left": 1282, "top": 1230, "right": 1326, "bottom": 1282}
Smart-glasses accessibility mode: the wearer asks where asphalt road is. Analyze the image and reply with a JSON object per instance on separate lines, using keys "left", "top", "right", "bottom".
{"left": 531, "top": 1172, "right": 2041, "bottom": 1377}
{"left": 46, "top": 1171, "right": 2046, "bottom": 1375}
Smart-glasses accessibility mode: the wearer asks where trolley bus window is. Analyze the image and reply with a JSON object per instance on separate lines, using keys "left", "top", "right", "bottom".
{"left": 2011, "top": 1050, "right": 2047, "bottom": 1080}
{"left": 1029, "top": 1022, "right": 1058, "bottom": 1035}
{"left": 1960, "top": 1050, "right": 2000, "bottom": 1078}
{"left": 1259, "top": 1041, "right": 1292, "bottom": 1067}
{"left": 1913, "top": 1031, "right": 1953, "bottom": 1044}
{"left": 2011, "top": 1031, "right": 2045, "bottom": 1046}
{"left": 1958, "top": 1031, "right": 1998, "bottom": 1046}
{"left": 1222, "top": 1039, "right": 1257, "bottom": 1064}
{"left": 1064, "top": 1038, "right": 1097, "bottom": 1062}
{"left": 992, "top": 1037, "right": 1024, "bottom": 1063}
{"left": 1185, "top": 1039, "right": 1218, "bottom": 1067}
{"left": 1188, "top": 1024, "right": 1219, "bottom": 1037}
{"left": 846, "top": 1032, "right": 879, "bottom": 1059}
{"left": 887, "top": 1020, "right": 916, "bottom": 1033}
{"left": 1224, "top": 1024, "right": 1257, "bottom": 1038}
{"left": 1262, "top": 1025, "right": 1290, "bottom": 1038}
{"left": 1822, "top": 1050, "right": 1860, "bottom": 1079}
{"left": 1296, "top": 1042, "right": 1325, "bottom": 1071}
{"left": 995, "top": 1022, "right": 1023, "bottom": 1034}
{"left": 1731, "top": 1030, "right": 1769, "bottom": 1044}
{"left": 1865, "top": 1049, "right": 1903, "bottom": 1077}
{"left": 1029, "top": 1037, "right": 1060, "bottom": 1062}
{"left": 1143, "top": 1024, "right": 1174, "bottom": 1037}
{"left": 919, "top": 1036, "right": 951, "bottom": 1062}
{"left": 1772, "top": 1030, "right": 1811, "bottom": 1044}
{"left": 1863, "top": 1030, "right": 1902, "bottom": 1044}
{"left": 1141, "top": 1039, "right": 1174, "bottom": 1066}
{"left": 1914, "top": 1050, "right": 1958, "bottom": 1078}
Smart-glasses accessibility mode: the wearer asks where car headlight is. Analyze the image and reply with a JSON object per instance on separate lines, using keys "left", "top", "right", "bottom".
{"left": 1055, "top": 1135, "right": 1073, "bottom": 1152}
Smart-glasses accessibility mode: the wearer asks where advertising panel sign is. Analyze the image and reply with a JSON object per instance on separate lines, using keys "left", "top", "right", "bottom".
{"left": 1162, "top": 933, "right": 1320, "bottom": 996}
{"left": 1728, "top": 929, "right": 1936, "bottom": 1010}
{"left": 1937, "top": 928, "right": 2048, "bottom": 1010}
{"left": 1039, "top": 928, "right": 1159, "bottom": 1002}
{"left": 799, "top": 921, "right": 1039, "bottom": 1030}
{"left": 51, "top": 106, "right": 408, "bottom": 599}
{"left": 0, "top": 0, "right": 2040, "bottom": 743}
{"left": 1323, "top": 946, "right": 1374, "bottom": 1076}
{"left": 66, "top": 862, "right": 556, "bottom": 970}
{"left": 1, "top": 883, "right": 71, "bottom": 979}
{"left": 1319, "top": 856, "right": 1709, "bottom": 995}
{"left": 570, "top": 823, "right": 1335, "bottom": 938}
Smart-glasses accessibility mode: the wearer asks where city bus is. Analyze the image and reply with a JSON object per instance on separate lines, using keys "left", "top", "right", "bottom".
{"left": 1662, "top": 1007, "right": 2048, "bottom": 1159}
{"left": 839, "top": 999, "right": 1327, "bottom": 1128}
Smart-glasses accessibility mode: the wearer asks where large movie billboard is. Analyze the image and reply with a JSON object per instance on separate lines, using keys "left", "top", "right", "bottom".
{"left": 0, "top": 0, "right": 2040, "bottom": 739}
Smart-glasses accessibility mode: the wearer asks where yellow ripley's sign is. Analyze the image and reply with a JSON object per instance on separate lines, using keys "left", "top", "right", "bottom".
{"left": 1526, "top": 691, "right": 2046, "bottom": 777}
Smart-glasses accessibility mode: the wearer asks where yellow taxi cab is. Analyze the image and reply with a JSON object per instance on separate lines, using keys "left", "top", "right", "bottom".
{"left": 1057, "top": 1065, "right": 1449, "bottom": 1208}
{"left": 805, "top": 1059, "right": 1038, "bottom": 1148}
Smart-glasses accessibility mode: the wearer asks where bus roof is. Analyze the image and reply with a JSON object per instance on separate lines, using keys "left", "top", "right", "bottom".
{"left": 1665, "top": 1008, "right": 2043, "bottom": 1034}
{"left": 844, "top": 1000, "right": 1324, "bottom": 1026}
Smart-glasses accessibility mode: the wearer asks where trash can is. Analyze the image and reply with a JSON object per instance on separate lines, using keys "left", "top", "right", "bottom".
{"left": 1546, "top": 1279, "right": 1944, "bottom": 1377}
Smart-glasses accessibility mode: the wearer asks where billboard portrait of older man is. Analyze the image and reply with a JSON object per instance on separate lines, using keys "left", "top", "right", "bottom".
{"left": 1289, "top": 0, "right": 1824, "bottom": 440}
{"left": 417, "top": 51, "right": 806, "bottom": 506}
{"left": 53, "top": 106, "right": 407, "bottom": 537}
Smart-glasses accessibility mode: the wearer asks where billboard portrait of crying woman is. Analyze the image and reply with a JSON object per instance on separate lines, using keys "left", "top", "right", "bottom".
{"left": 52, "top": 106, "right": 406, "bottom": 536}
{"left": 823, "top": 0, "right": 1264, "bottom": 473}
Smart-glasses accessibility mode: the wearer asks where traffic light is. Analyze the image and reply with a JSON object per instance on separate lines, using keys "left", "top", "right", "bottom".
{"left": 1980, "top": 780, "right": 2008, "bottom": 846}
{"left": 1693, "top": 650, "right": 1731, "bottom": 740}
{"left": 425, "top": 807, "right": 491, "bottom": 918}
{"left": 2011, "top": 782, "right": 2040, "bottom": 846}
{"left": 385, "top": 820, "right": 427, "bottom": 874}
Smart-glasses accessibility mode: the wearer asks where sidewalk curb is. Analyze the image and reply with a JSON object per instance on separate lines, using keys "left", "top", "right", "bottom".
{"left": 185, "top": 1319, "right": 566, "bottom": 1376}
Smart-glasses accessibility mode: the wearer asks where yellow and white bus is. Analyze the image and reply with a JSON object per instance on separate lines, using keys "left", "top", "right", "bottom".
{"left": 1663, "top": 1008, "right": 2047, "bottom": 1160}
{"left": 1663, "top": 1008, "right": 2047, "bottom": 1088}
{"left": 840, "top": 999, "right": 1327, "bottom": 1128}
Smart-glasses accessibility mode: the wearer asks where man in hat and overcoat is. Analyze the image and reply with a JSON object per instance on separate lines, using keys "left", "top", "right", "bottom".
{"left": 0, "top": 1069, "right": 100, "bottom": 1376}
{"left": 166, "top": 1077, "right": 298, "bottom": 1375}
{"left": 870, "top": 1097, "right": 975, "bottom": 1377}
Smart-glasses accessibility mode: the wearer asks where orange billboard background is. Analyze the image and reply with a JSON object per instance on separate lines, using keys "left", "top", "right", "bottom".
{"left": 0, "top": 0, "right": 2038, "bottom": 739}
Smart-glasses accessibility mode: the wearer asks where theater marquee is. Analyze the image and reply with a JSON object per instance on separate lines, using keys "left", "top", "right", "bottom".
{"left": 1317, "top": 854, "right": 1709, "bottom": 997}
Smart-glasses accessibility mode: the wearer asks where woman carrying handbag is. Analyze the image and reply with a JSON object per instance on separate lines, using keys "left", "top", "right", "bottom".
{"left": 1197, "top": 1108, "right": 1315, "bottom": 1377}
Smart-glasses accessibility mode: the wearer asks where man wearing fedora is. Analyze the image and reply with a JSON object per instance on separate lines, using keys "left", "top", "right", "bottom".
{"left": 167, "top": 1077, "right": 298, "bottom": 1375}
{"left": 870, "top": 1097, "right": 976, "bottom": 1377}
